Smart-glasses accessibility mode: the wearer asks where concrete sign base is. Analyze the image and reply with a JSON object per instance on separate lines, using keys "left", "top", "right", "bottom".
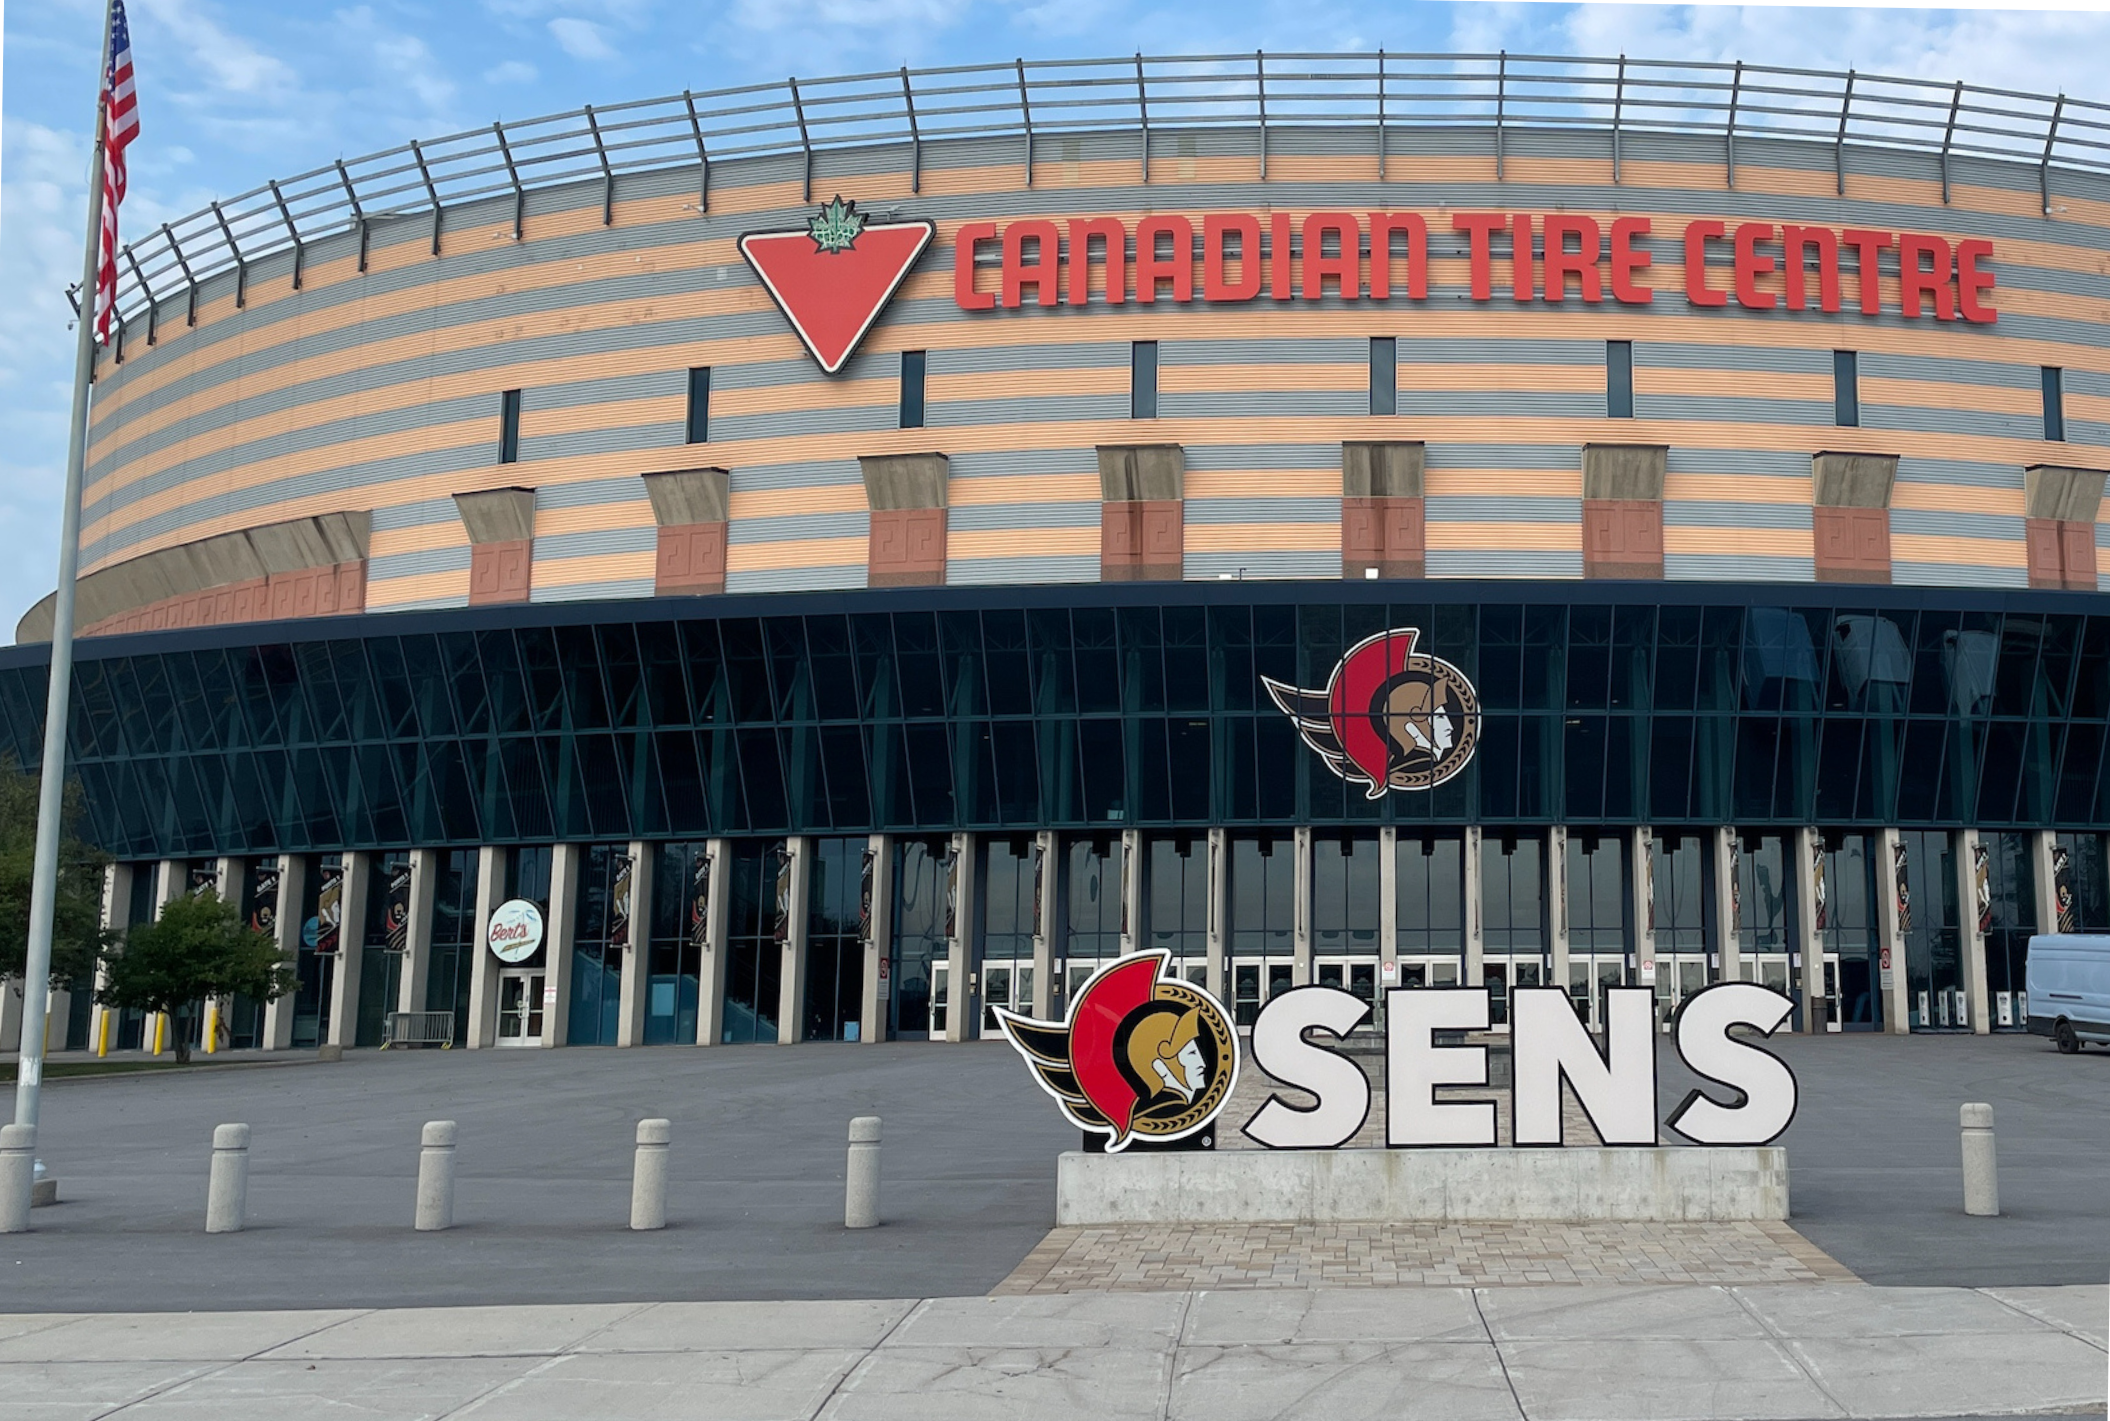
{"left": 1056, "top": 1147, "right": 1788, "bottom": 1226}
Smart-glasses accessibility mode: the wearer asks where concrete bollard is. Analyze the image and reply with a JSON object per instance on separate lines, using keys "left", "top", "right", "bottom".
{"left": 631, "top": 1118, "right": 671, "bottom": 1231}
{"left": 415, "top": 1120, "right": 457, "bottom": 1231}
{"left": 1961, "top": 1103, "right": 1999, "bottom": 1217}
{"left": 0, "top": 1125, "right": 34, "bottom": 1234}
{"left": 846, "top": 1115, "right": 881, "bottom": 1229}
{"left": 205, "top": 1123, "right": 251, "bottom": 1234}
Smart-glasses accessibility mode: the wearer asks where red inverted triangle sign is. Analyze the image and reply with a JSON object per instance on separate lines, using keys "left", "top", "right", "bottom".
{"left": 739, "top": 216, "right": 935, "bottom": 375}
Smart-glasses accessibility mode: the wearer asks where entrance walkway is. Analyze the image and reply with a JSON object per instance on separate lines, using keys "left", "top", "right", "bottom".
{"left": 2, "top": 1285, "right": 2101, "bottom": 1420}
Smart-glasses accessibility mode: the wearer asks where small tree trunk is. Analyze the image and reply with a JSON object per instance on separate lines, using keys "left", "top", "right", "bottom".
{"left": 172, "top": 1008, "right": 192, "bottom": 1066}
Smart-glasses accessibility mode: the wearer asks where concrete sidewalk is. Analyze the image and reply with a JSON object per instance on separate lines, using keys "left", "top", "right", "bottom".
{"left": 1, "top": 1284, "right": 2101, "bottom": 1420}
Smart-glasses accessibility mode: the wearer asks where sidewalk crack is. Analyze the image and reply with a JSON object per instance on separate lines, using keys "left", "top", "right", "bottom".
{"left": 811, "top": 1296, "right": 927, "bottom": 1421}
{"left": 1724, "top": 1285, "right": 1850, "bottom": 1418}
{"left": 1160, "top": 1290, "right": 1195, "bottom": 1421}
{"left": 1471, "top": 1288, "right": 1530, "bottom": 1421}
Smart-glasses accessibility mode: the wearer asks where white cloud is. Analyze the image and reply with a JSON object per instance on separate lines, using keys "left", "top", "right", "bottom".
{"left": 549, "top": 16, "right": 619, "bottom": 59}
{"left": 484, "top": 59, "right": 541, "bottom": 84}
{"left": 132, "top": 0, "right": 300, "bottom": 99}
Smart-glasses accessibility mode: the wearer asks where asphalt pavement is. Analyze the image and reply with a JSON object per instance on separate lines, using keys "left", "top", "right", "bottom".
{"left": 0, "top": 1029, "right": 2104, "bottom": 1311}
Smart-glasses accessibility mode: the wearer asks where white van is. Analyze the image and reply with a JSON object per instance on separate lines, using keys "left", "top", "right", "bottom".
{"left": 2025, "top": 935, "right": 2110, "bottom": 1053}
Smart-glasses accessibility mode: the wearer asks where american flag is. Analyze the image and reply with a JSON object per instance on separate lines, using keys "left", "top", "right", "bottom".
{"left": 95, "top": 0, "right": 140, "bottom": 343}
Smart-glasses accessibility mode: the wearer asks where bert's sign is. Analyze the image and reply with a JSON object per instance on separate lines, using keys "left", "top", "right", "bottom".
{"left": 998, "top": 951, "right": 1799, "bottom": 1153}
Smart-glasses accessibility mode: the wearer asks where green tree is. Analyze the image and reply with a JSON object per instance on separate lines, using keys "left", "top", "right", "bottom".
{"left": 97, "top": 889, "right": 294, "bottom": 1064}
{"left": 0, "top": 757, "right": 115, "bottom": 999}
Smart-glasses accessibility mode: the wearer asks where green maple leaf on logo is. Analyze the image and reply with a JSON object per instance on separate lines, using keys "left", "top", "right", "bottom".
{"left": 807, "top": 196, "right": 866, "bottom": 254}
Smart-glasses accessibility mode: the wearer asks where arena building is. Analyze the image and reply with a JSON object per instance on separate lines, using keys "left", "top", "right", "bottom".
{"left": 1, "top": 53, "right": 2107, "bottom": 1058}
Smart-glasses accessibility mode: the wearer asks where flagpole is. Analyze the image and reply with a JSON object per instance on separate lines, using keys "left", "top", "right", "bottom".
{"left": 10, "top": 0, "right": 118, "bottom": 1164}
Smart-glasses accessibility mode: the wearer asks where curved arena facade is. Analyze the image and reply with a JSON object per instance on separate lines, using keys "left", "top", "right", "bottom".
{"left": 2, "top": 54, "right": 2108, "bottom": 1057}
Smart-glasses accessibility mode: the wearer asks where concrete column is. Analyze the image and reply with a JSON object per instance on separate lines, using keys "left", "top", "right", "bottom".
{"left": 1793, "top": 827, "right": 1824, "bottom": 1032}
{"left": 1118, "top": 828, "right": 1141, "bottom": 955}
{"left": 1378, "top": 826, "right": 1399, "bottom": 993}
{"left": 197, "top": 856, "right": 245, "bottom": 1054}
{"left": 1292, "top": 825, "right": 1313, "bottom": 986}
{"left": 542, "top": 844, "right": 583, "bottom": 1047}
{"left": 861, "top": 835, "right": 892, "bottom": 1043}
{"left": 464, "top": 845, "right": 507, "bottom": 1049}
{"left": 92, "top": 862, "right": 129, "bottom": 1055}
{"left": 399, "top": 849, "right": 438, "bottom": 1015}
{"left": 1877, "top": 827, "right": 1910, "bottom": 1034}
{"left": 2029, "top": 830, "right": 2060, "bottom": 937}
{"left": 943, "top": 832, "right": 977, "bottom": 1043}
{"left": 777, "top": 837, "right": 812, "bottom": 1046}
{"left": 1630, "top": 827, "right": 1656, "bottom": 989}
{"left": 1205, "top": 828, "right": 1229, "bottom": 1005}
{"left": 1712, "top": 827, "right": 1742, "bottom": 983}
{"left": 1958, "top": 829, "right": 1990, "bottom": 1036}
{"left": 697, "top": 839, "right": 730, "bottom": 1045}
{"left": 261, "top": 855, "right": 304, "bottom": 1051}
{"left": 0, "top": 977, "right": 22, "bottom": 1054}
{"left": 1463, "top": 825, "right": 1485, "bottom": 986}
{"left": 1548, "top": 825, "right": 1571, "bottom": 999}
{"left": 326, "top": 851, "right": 372, "bottom": 1049}
{"left": 1031, "top": 830, "right": 1057, "bottom": 1018}
{"left": 617, "top": 842, "right": 652, "bottom": 1048}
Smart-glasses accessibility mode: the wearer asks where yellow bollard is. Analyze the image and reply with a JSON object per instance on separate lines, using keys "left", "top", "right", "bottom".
{"left": 151, "top": 1013, "right": 165, "bottom": 1056}
{"left": 95, "top": 1009, "right": 109, "bottom": 1058}
{"left": 204, "top": 1001, "right": 218, "bottom": 1055}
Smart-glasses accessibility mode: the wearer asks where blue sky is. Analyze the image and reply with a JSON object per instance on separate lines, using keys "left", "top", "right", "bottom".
{"left": 3, "top": 1, "right": 2108, "bottom": 626}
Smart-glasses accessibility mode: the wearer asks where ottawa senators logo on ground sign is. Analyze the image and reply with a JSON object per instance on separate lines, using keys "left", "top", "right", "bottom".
{"left": 995, "top": 952, "right": 1238, "bottom": 1153}
{"left": 1263, "top": 627, "right": 1480, "bottom": 798}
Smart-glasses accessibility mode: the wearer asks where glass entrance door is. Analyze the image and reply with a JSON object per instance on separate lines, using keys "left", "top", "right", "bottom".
{"left": 496, "top": 971, "right": 545, "bottom": 1046}
{"left": 1313, "top": 959, "right": 1378, "bottom": 1015}
{"left": 979, "top": 962, "right": 1035, "bottom": 1036}
{"left": 1229, "top": 960, "right": 1295, "bottom": 1028}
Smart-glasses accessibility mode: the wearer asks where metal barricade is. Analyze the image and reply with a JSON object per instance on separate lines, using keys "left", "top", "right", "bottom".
{"left": 381, "top": 1011, "right": 456, "bottom": 1050}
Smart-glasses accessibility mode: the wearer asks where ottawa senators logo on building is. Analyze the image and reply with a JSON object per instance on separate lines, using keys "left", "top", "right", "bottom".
{"left": 1264, "top": 627, "right": 1480, "bottom": 798}
{"left": 739, "top": 196, "right": 934, "bottom": 375}
{"left": 995, "top": 951, "right": 1238, "bottom": 1153}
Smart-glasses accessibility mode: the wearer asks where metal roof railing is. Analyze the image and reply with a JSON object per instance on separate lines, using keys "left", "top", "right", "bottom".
{"left": 98, "top": 51, "right": 2110, "bottom": 352}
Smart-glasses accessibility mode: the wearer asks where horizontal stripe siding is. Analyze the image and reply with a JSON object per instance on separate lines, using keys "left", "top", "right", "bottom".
{"left": 65, "top": 124, "right": 2110, "bottom": 620}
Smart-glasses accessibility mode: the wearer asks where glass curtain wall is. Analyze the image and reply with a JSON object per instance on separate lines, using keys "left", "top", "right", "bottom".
{"left": 424, "top": 848, "right": 481, "bottom": 1044}
{"left": 495, "top": 847, "right": 552, "bottom": 1044}
{"left": 1650, "top": 832, "right": 1710, "bottom": 1015}
{"left": 1482, "top": 833, "right": 1545, "bottom": 1025}
{"left": 1818, "top": 833, "right": 1882, "bottom": 1030}
{"left": 569, "top": 845, "right": 630, "bottom": 1045}
{"left": 2050, "top": 833, "right": 2110, "bottom": 930}
{"left": 722, "top": 841, "right": 785, "bottom": 1044}
{"left": 1312, "top": 830, "right": 1379, "bottom": 1007}
{"left": 1735, "top": 833, "right": 1793, "bottom": 995}
{"left": 650, "top": 841, "right": 710, "bottom": 1044}
{"left": 1143, "top": 834, "right": 1208, "bottom": 987}
{"left": 1227, "top": 833, "right": 1294, "bottom": 1026}
{"left": 890, "top": 838, "right": 948, "bottom": 1037}
{"left": 1394, "top": 832, "right": 1464, "bottom": 986}
{"left": 1898, "top": 829, "right": 1964, "bottom": 1029}
{"left": 355, "top": 852, "right": 412, "bottom": 1047}
{"left": 1980, "top": 832, "right": 2035, "bottom": 1030}
{"left": 221, "top": 859, "right": 275, "bottom": 1050}
{"left": 803, "top": 837, "right": 862, "bottom": 1042}
{"left": 292, "top": 854, "right": 341, "bottom": 1048}
{"left": 1060, "top": 835, "right": 1123, "bottom": 1010}
{"left": 1565, "top": 833, "right": 1630, "bottom": 1025}
{"left": 981, "top": 836, "right": 1037, "bottom": 1030}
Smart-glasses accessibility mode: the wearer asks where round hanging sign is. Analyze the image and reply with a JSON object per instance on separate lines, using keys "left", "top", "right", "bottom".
{"left": 487, "top": 899, "right": 545, "bottom": 964}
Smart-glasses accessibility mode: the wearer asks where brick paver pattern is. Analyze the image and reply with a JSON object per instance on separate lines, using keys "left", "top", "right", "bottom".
{"left": 994, "top": 1219, "right": 1856, "bottom": 1294}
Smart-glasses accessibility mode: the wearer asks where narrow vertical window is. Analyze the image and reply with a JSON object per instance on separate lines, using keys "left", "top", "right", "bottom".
{"left": 1834, "top": 350, "right": 1860, "bottom": 428}
{"left": 1131, "top": 340, "right": 1158, "bottom": 419}
{"left": 900, "top": 350, "right": 927, "bottom": 430}
{"left": 499, "top": 388, "right": 522, "bottom": 464}
{"left": 2043, "top": 366, "right": 2066, "bottom": 442}
{"left": 686, "top": 367, "right": 711, "bottom": 445}
{"left": 1606, "top": 340, "right": 1633, "bottom": 419}
{"left": 1369, "top": 337, "right": 1397, "bottom": 416}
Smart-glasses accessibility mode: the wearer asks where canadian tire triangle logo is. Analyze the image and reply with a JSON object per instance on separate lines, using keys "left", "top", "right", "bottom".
{"left": 739, "top": 197, "right": 935, "bottom": 375}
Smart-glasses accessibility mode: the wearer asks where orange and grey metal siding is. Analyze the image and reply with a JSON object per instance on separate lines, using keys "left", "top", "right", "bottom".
{"left": 62, "top": 120, "right": 2110, "bottom": 631}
